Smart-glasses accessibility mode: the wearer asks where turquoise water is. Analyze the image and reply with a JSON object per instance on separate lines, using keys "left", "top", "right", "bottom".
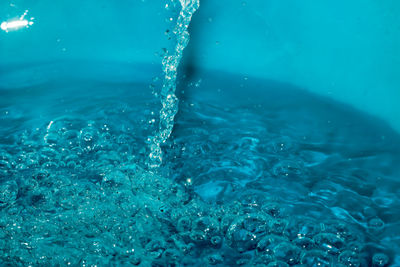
{"left": 1, "top": 1, "right": 400, "bottom": 266}
{"left": 1, "top": 62, "right": 400, "bottom": 266}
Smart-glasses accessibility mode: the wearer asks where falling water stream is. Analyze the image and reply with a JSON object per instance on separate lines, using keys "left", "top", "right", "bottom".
{"left": 148, "top": 0, "right": 200, "bottom": 168}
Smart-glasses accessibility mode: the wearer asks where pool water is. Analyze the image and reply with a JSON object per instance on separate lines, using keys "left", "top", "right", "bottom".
{"left": 0, "top": 63, "right": 400, "bottom": 266}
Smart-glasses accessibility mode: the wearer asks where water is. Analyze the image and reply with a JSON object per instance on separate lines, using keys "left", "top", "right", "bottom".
{"left": 1, "top": 62, "right": 400, "bottom": 266}
{"left": 148, "top": 0, "right": 200, "bottom": 168}
{"left": 1, "top": 1, "right": 400, "bottom": 266}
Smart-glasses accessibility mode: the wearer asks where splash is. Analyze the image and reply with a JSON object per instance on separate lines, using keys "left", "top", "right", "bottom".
{"left": 148, "top": 0, "right": 200, "bottom": 168}
{"left": 1, "top": 10, "right": 34, "bottom": 32}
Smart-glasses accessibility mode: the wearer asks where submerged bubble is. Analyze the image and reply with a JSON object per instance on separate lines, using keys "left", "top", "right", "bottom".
{"left": 269, "top": 218, "right": 288, "bottom": 235}
{"left": 207, "top": 253, "right": 224, "bottom": 265}
{"left": 338, "top": 250, "right": 361, "bottom": 267}
{"left": 79, "top": 126, "right": 99, "bottom": 152}
{"left": 162, "top": 248, "right": 181, "bottom": 263}
{"left": 301, "top": 250, "right": 332, "bottom": 266}
{"left": 0, "top": 180, "right": 18, "bottom": 208}
{"left": 256, "top": 235, "right": 287, "bottom": 255}
{"left": 145, "top": 239, "right": 167, "bottom": 259}
{"left": 210, "top": 236, "right": 222, "bottom": 248}
{"left": 368, "top": 217, "right": 384, "bottom": 230}
{"left": 285, "top": 217, "right": 320, "bottom": 239}
{"left": 313, "top": 233, "right": 344, "bottom": 255}
{"left": 293, "top": 236, "right": 315, "bottom": 250}
{"left": 272, "top": 160, "right": 304, "bottom": 178}
{"left": 226, "top": 214, "right": 269, "bottom": 252}
{"left": 273, "top": 242, "right": 301, "bottom": 265}
{"left": 192, "top": 216, "right": 220, "bottom": 239}
{"left": 372, "top": 253, "right": 389, "bottom": 267}
{"left": 262, "top": 202, "right": 283, "bottom": 218}
{"left": 177, "top": 216, "right": 192, "bottom": 232}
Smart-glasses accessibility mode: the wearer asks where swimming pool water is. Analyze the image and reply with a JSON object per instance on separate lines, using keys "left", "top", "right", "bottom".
{"left": 0, "top": 63, "right": 399, "bottom": 266}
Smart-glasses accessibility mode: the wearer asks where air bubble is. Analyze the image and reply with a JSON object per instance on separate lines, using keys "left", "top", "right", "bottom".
{"left": 162, "top": 248, "right": 181, "bottom": 263}
{"left": 267, "top": 136, "right": 296, "bottom": 154}
{"left": 269, "top": 218, "right": 288, "bottom": 235}
{"left": 272, "top": 160, "right": 304, "bottom": 178}
{"left": 273, "top": 242, "right": 301, "bottom": 265}
{"left": 372, "top": 253, "right": 389, "bottom": 267}
{"left": 293, "top": 236, "right": 315, "bottom": 250}
{"left": 79, "top": 127, "right": 99, "bottom": 152}
{"left": 285, "top": 218, "right": 320, "bottom": 239}
{"left": 189, "top": 230, "right": 207, "bottom": 245}
{"left": 301, "top": 250, "right": 332, "bottom": 266}
{"left": 227, "top": 227, "right": 257, "bottom": 252}
{"left": 313, "top": 233, "right": 344, "bottom": 255}
{"left": 226, "top": 214, "right": 269, "bottom": 252}
{"left": 177, "top": 216, "right": 192, "bottom": 232}
{"left": 256, "top": 235, "right": 287, "bottom": 255}
{"left": 262, "top": 202, "right": 282, "bottom": 218}
{"left": 338, "top": 250, "right": 361, "bottom": 267}
{"left": 43, "top": 132, "right": 59, "bottom": 145}
{"left": 210, "top": 236, "right": 222, "bottom": 248}
{"left": 207, "top": 253, "right": 224, "bottom": 265}
{"left": 192, "top": 216, "right": 220, "bottom": 237}
{"left": 129, "top": 255, "right": 141, "bottom": 266}
{"left": 0, "top": 180, "right": 18, "bottom": 208}
{"left": 368, "top": 217, "right": 384, "bottom": 229}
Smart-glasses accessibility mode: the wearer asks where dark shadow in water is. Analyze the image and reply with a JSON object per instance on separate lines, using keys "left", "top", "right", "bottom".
{"left": 179, "top": 0, "right": 213, "bottom": 80}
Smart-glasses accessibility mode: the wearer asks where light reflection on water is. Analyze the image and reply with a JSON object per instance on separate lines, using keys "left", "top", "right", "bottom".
{"left": 1, "top": 10, "right": 34, "bottom": 32}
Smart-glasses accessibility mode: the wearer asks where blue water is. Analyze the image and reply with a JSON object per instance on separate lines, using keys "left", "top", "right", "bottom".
{"left": 1, "top": 62, "right": 399, "bottom": 266}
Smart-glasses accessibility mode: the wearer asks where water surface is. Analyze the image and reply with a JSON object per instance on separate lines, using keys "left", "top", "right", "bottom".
{"left": 0, "top": 62, "right": 399, "bottom": 266}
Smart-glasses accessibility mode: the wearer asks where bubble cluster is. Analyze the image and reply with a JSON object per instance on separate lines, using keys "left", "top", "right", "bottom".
{"left": 163, "top": 98, "right": 399, "bottom": 266}
{"left": 1, "top": 69, "right": 399, "bottom": 265}
{"left": 1, "top": 118, "right": 390, "bottom": 266}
